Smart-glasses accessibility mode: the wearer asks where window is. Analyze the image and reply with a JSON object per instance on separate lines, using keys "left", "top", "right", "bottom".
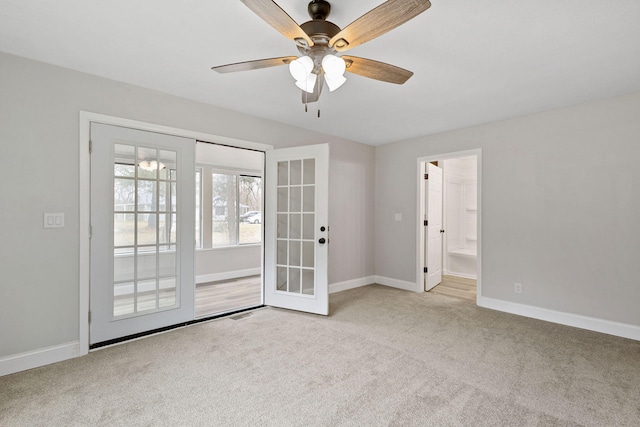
{"left": 196, "top": 168, "right": 262, "bottom": 249}
{"left": 212, "top": 172, "right": 238, "bottom": 246}
{"left": 211, "top": 172, "right": 263, "bottom": 247}
{"left": 195, "top": 169, "right": 202, "bottom": 249}
{"left": 238, "top": 175, "right": 262, "bottom": 245}
{"left": 195, "top": 141, "right": 263, "bottom": 249}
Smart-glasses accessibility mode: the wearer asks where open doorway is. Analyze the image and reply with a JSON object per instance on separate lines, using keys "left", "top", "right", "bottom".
{"left": 194, "top": 142, "right": 264, "bottom": 317}
{"left": 417, "top": 149, "right": 482, "bottom": 304}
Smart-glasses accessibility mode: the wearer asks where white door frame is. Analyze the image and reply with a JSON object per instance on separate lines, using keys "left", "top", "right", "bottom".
{"left": 79, "top": 111, "right": 272, "bottom": 355}
{"left": 416, "top": 149, "right": 482, "bottom": 304}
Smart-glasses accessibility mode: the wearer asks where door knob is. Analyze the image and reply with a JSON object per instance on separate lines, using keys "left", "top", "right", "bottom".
{"left": 318, "top": 238, "right": 326, "bottom": 244}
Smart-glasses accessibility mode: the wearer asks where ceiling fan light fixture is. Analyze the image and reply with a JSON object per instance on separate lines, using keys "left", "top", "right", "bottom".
{"left": 289, "top": 56, "right": 314, "bottom": 82}
{"left": 139, "top": 160, "right": 166, "bottom": 171}
{"left": 295, "top": 72, "right": 317, "bottom": 93}
{"left": 325, "top": 74, "right": 346, "bottom": 92}
{"left": 321, "top": 54, "right": 346, "bottom": 77}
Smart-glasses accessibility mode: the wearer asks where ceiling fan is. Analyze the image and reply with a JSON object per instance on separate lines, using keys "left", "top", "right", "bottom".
{"left": 212, "top": 0, "right": 431, "bottom": 107}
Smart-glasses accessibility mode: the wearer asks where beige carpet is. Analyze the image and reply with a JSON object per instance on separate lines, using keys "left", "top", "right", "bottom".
{"left": 2, "top": 284, "right": 640, "bottom": 426}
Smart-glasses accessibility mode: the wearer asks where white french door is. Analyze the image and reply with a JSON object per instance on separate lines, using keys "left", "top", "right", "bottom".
{"left": 90, "top": 123, "right": 195, "bottom": 345}
{"left": 425, "top": 163, "right": 443, "bottom": 291}
{"left": 264, "top": 144, "right": 329, "bottom": 315}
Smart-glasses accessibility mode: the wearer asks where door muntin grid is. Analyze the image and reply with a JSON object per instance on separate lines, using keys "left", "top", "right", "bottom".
{"left": 113, "top": 144, "right": 179, "bottom": 318}
{"left": 276, "top": 159, "right": 316, "bottom": 296}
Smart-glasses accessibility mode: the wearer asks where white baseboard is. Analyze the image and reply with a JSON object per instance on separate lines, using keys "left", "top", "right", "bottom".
{"left": 330, "top": 276, "right": 375, "bottom": 294}
{"left": 479, "top": 296, "right": 640, "bottom": 341}
{"left": 0, "top": 341, "right": 80, "bottom": 377}
{"left": 375, "top": 276, "right": 418, "bottom": 292}
{"left": 196, "top": 268, "right": 261, "bottom": 284}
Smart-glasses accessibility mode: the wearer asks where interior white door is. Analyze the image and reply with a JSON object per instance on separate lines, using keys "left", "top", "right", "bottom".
{"left": 264, "top": 144, "right": 329, "bottom": 315}
{"left": 425, "top": 163, "right": 443, "bottom": 291}
{"left": 90, "top": 123, "right": 195, "bottom": 345}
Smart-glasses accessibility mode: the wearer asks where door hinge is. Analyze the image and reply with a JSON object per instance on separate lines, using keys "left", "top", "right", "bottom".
{"left": 440, "top": 229, "right": 445, "bottom": 234}
{"left": 88, "top": 310, "right": 91, "bottom": 323}
{"left": 424, "top": 220, "right": 428, "bottom": 226}
{"left": 89, "top": 139, "right": 92, "bottom": 154}
{"left": 424, "top": 173, "right": 429, "bottom": 179}
{"left": 423, "top": 267, "right": 428, "bottom": 273}
{"left": 89, "top": 225, "right": 92, "bottom": 239}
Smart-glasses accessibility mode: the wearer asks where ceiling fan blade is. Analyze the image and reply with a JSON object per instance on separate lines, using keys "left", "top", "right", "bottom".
{"left": 302, "top": 73, "right": 324, "bottom": 104}
{"left": 241, "top": 0, "right": 314, "bottom": 48}
{"left": 341, "top": 56, "right": 413, "bottom": 84}
{"left": 212, "top": 56, "right": 297, "bottom": 73}
{"left": 329, "top": 0, "right": 431, "bottom": 52}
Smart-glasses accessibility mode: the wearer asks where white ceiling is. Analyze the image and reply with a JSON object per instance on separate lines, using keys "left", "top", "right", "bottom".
{"left": 1, "top": 1, "right": 639, "bottom": 146}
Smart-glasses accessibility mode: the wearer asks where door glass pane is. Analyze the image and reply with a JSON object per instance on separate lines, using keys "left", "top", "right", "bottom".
{"left": 170, "top": 182, "right": 177, "bottom": 211}
{"left": 303, "top": 159, "right": 315, "bottom": 185}
{"left": 302, "top": 270, "right": 314, "bottom": 295}
{"left": 289, "top": 268, "right": 301, "bottom": 293}
{"left": 159, "top": 277, "right": 176, "bottom": 308}
{"left": 159, "top": 214, "right": 168, "bottom": 244}
{"left": 290, "top": 187, "right": 301, "bottom": 212}
{"left": 302, "top": 241, "right": 314, "bottom": 268}
{"left": 277, "top": 267, "right": 287, "bottom": 291}
{"left": 169, "top": 213, "right": 177, "bottom": 244}
{"left": 277, "top": 214, "right": 288, "bottom": 238}
{"left": 114, "top": 144, "right": 136, "bottom": 177}
{"left": 158, "top": 182, "right": 167, "bottom": 212}
{"left": 303, "top": 187, "right": 315, "bottom": 212}
{"left": 289, "top": 241, "right": 301, "bottom": 266}
{"left": 114, "top": 213, "right": 134, "bottom": 247}
{"left": 158, "top": 150, "right": 176, "bottom": 180}
{"left": 112, "top": 144, "right": 180, "bottom": 318}
{"left": 138, "top": 214, "right": 157, "bottom": 245}
{"left": 137, "top": 147, "right": 158, "bottom": 179}
{"left": 277, "top": 188, "right": 288, "bottom": 212}
{"left": 136, "top": 251, "right": 157, "bottom": 280}
{"left": 114, "top": 178, "right": 135, "bottom": 212}
{"left": 303, "top": 214, "right": 314, "bottom": 240}
{"left": 137, "top": 279, "right": 157, "bottom": 312}
{"left": 137, "top": 181, "right": 156, "bottom": 212}
{"left": 158, "top": 249, "right": 176, "bottom": 276}
{"left": 114, "top": 282, "right": 135, "bottom": 316}
{"left": 114, "top": 253, "right": 134, "bottom": 282}
{"left": 277, "top": 240, "right": 288, "bottom": 265}
{"left": 278, "top": 161, "right": 288, "bottom": 186}
{"left": 290, "top": 160, "right": 302, "bottom": 185}
{"left": 289, "top": 214, "right": 301, "bottom": 239}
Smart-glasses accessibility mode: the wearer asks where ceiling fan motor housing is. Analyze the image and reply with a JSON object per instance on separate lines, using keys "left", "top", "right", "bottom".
{"left": 308, "top": 0, "right": 331, "bottom": 20}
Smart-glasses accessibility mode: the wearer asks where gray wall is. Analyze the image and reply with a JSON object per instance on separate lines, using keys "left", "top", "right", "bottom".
{"left": 0, "top": 51, "right": 375, "bottom": 358}
{"left": 375, "top": 92, "right": 640, "bottom": 326}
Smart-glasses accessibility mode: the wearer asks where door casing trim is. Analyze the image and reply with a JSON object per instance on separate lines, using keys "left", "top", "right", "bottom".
{"left": 416, "top": 149, "right": 482, "bottom": 303}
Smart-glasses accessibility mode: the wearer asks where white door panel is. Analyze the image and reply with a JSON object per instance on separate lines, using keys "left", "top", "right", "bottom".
{"left": 90, "top": 123, "right": 195, "bottom": 345}
{"left": 264, "top": 144, "right": 329, "bottom": 315}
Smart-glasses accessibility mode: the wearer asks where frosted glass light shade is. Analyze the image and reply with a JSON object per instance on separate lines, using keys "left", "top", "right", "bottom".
{"left": 322, "top": 54, "right": 346, "bottom": 77}
{"left": 289, "top": 56, "right": 314, "bottom": 81}
{"left": 325, "top": 74, "right": 346, "bottom": 92}
{"left": 139, "top": 160, "right": 166, "bottom": 171}
{"left": 295, "top": 73, "right": 317, "bottom": 93}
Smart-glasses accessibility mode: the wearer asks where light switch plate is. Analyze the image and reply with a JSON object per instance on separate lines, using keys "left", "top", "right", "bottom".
{"left": 44, "top": 213, "right": 65, "bottom": 229}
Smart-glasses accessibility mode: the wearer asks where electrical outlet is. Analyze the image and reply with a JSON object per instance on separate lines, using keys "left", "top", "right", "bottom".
{"left": 514, "top": 283, "right": 522, "bottom": 294}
